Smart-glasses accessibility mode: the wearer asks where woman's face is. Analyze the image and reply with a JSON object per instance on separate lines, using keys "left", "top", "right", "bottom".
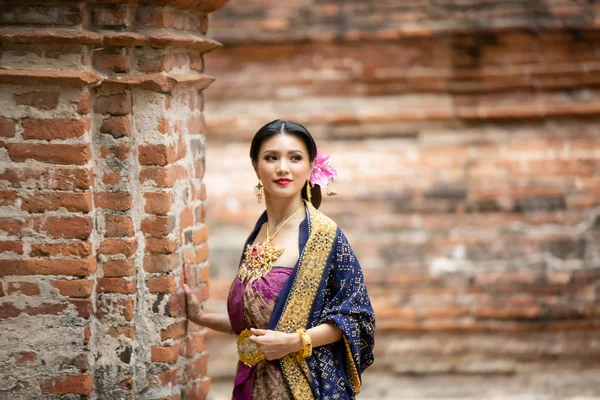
{"left": 255, "top": 133, "right": 312, "bottom": 201}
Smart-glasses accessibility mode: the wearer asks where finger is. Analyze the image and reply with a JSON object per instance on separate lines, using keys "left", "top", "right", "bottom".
{"left": 248, "top": 335, "right": 261, "bottom": 344}
{"left": 183, "top": 283, "right": 191, "bottom": 294}
{"left": 183, "top": 263, "right": 192, "bottom": 284}
{"left": 250, "top": 328, "right": 268, "bottom": 336}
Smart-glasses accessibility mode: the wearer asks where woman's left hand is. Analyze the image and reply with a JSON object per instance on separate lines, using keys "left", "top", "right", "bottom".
{"left": 248, "top": 328, "right": 302, "bottom": 360}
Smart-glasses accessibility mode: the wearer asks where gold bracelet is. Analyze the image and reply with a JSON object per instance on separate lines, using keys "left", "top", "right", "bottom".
{"left": 296, "top": 328, "right": 312, "bottom": 358}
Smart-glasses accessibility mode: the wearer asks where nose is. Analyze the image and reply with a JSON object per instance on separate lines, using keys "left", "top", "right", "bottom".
{"left": 276, "top": 158, "right": 289, "bottom": 174}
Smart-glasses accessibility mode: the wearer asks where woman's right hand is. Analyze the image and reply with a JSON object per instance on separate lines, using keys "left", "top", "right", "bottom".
{"left": 183, "top": 263, "right": 205, "bottom": 325}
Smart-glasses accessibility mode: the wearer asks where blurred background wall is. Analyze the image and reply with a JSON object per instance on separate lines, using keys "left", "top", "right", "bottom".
{"left": 202, "top": 1, "right": 600, "bottom": 398}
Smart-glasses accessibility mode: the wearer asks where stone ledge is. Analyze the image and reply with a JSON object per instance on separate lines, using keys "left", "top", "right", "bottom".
{"left": 1, "top": 0, "right": 229, "bottom": 13}
{"left": 104, "top": 73, "right": 215, "bottom": 93}
{"left": 0, "top": 27, "right": 221, "bottom": 52}
{"left": 0, "top": 70, "right": 101, "bottom": 87}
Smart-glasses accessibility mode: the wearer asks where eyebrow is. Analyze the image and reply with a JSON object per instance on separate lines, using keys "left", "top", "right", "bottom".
{"left": 262, "top": 149, "right": 304, "bottom": 155}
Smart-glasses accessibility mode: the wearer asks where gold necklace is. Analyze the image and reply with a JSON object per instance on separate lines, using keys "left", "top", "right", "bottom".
{"left": 238, "top": 203, "right": 304, "bottom": 282}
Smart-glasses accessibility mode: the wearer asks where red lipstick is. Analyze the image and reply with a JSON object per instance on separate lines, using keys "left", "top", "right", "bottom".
{"left": 274, "top": 178, "right": 292, "bottom": 187}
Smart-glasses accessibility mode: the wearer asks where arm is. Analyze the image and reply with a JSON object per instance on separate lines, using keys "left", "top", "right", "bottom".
{"left": 248, "top": 322, "right": 342, "bottom": 360}
{"left": 183, "top": 264, "right": 233, "bottom": 334}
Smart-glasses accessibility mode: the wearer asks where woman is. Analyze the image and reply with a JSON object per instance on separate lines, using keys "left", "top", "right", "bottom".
{"left": 183, "top": 120, "right": 375, "bottom": 399}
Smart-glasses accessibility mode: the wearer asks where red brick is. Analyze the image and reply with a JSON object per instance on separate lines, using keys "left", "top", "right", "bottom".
{"left": 197, "top": 267, "right": 210, "bottom": 283}
{"left": 7, "top": 281, "right": 40, "bottom": 296}
{"left": 160, "top": 320, "right": 187, "bottom": 341}
{"left": 105, "top": 215, "right": 134, "bottom": 237}
{"left": 22, "top": 118, "right": 89, "bottom": 140}
{"left": 150, "top": 367, "right": 179, "bottom": 387}
{"left": 144, "top": 192, "right": 172, "bottom": 215}
{"left": 139, "top": 145, "right": 177, "bottom": 166}
{"left": 100, "top": 116, "right": 131, "bottom": 138}
{"left": 183, "top": 378, "right": 211, "bottom": 400}
{"left": 180, "top": 206, "right": 194, "bottom": 232}
{"left": 0, "top": 258, "right": 96, "bottom": 277}
{"left": 93, "top": 92, "right": 131, "bottom": 115}
{"left": 0, "top": 302, "right": 20, "bottom": 319}
{"left": 98, "top": 239, "right": 136, "bottom": 256}
{"left": 195, "top": 245, "right": 209, "bottom": 263}
{"left": 93, "top": 5, "right": 129, "bottom": 27}
{"left": 0, "top": 117, "right": 16, "bottom": 138}
{"left": 192, "top": 182, "right": 206, "bottom": 201}
{"left": 107, "top": 325, "right": 134, "bottom": 339}
{"left": 138, "top": 53, "right": 168, "bottom": 72}
{"left": 157, "top": 118, "right": 170, "bottom": 134}
{"left": 23, "top": 302, "right": 69, "bottom": 317}
{"left": 0, "top": 190, "right": 17, "bottom": 207}
{"left": 183, "top": 333, "right": 205, "bottom": 357}
{"left": 70, "top": 298, "right": 93, "bottom": 318}
{"left": 193, "top": 225, "right": 208, "bottom": 245}
{"left": 52, "top": 168, "right": 93, "bottom": 191}
{"left": 102, "top": 170, "right": 123, "bottom": 185}
{"left": 14, "top": 91, "right": 60, "bottom": 110}
{"left": 100, "top": 142, "right": 131, "bottom": 160}
{"left": 76, "top": 90, "right": 91, "bottom": 114}
{"left": 144, "top": 254, "right": 178, "bottom": 273}
{"left": 184, "top": 354, "right": 209, "bottom": 381}
{"left": 30, "top": 242, "right": 92, "bottom": 257}
{"left": 52, "top": 279, "right": 94, "bottom": 297}
{"left": 7, "top": 143, "right": 91, "bottom": 165}
{"left": 93, "top": 54, "right": 130, "bottom": 72}
{"left": 147, "top": 275, "right": 178, "bottom": 293}
{"left": 167, "top": 292, "right": 185, "bottom": 317}
{"left": 22, "top": 191, "right": 92, "bottom": 213}
{"left": 139, "top": 165, "right": 186, "bottom": 188}
{"left": 0, "top": 240, "right": 23, "bottom": 255}
{"left": 146, "top": 238, "right": 177, "bottom": 254}
{"left": 15, "top": 351, "right": 37, "bottom": 366}
{"left": 0, "top": 217, "right": 27, "bottom": 236}
{"left": 46, "top": 216, "right": 93, "bottom": 239}
{"left": 151, "top": 344, "right": 180, "bottom": 363}
{"left": 41, "top": 374, "right": 93, "bottom": 395}
{"left": 83, "top": 325, "right": 91, "bottom": 345}
{"left": 98, "top": 277, "right": 135, "bottom": 294}
{"left": 141, "top": 215, "right": 175, "bottom": 237}
{"left": 187, "top": 115, "right": 205, "bottom": 134}
{"left": 94, "top": 191, "right": 132, "bottom": 211}
{"left": 103, "top": 259, "right": 135, "bottom": 277}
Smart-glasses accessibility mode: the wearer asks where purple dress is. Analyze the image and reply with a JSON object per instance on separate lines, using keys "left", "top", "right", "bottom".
{"left": 227, "top": 267, "right": 295, "bottom": 400}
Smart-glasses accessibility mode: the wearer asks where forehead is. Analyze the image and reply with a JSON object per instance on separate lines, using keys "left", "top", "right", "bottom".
{"left": 260, "top": 133, "right": 307, "bottom": 152}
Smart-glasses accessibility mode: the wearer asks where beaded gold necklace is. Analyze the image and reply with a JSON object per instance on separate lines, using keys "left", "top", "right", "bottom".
{"left": 238, "top": 203, "right": 304, "bottom": 282}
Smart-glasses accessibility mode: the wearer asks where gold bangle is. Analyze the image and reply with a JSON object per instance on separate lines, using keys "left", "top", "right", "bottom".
{"left": 296, "top": 328, "right": 312, "bottom": 358}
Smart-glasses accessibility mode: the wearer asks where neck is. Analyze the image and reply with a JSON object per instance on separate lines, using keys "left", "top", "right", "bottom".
{"left": 264, "top": 195, "right": 304, "bottom": 229}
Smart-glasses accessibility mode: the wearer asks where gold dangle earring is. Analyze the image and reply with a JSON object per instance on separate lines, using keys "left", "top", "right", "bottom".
{"left": 305, "top": 179, "right": 312, "bottom": 203}
{"left": 255, "top": 178, "right": 264, "bottom": 203}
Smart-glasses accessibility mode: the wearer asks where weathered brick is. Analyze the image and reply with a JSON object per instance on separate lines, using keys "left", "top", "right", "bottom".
{"left": 107, "top": 325, "right": 134, "bottom": 339}
{"left": 183, "top": 378, "right": 211, "bottom": 400}
{"left": 7, "top": 143, "right": 91, "bottom": 165}
{"left": 144, "top": 254, "right": 178, "bottom": 273}
{"left": 147, "top": 275, "right": 178, "bottom": 293}
{"left": 141, "top": 215, "right": 175, "bottom": 237}
{"left": 139, "top": 166, "right": 186, "bottom": 188}
{"left": 138, "top": 53, "right": 168, "bottom": 72}
{"left": 40, "top": 374, "right": 93, "bottom": 395}
{"left": 103, "top": 259, "right": 134, "bottom": 277}
{"left": 70, "top": 298, "right": 93, "bottom": 318}
{"left": 76, "top": 90, "right": 91, "bottom": 114}
{"left": 0, "top": 258, "right": 96, "bottom": 277}
{"left": 0, "top": 302, "right": 20, "bottom": 319}
{"left": 193, "top": 225, "right": 208, "bottom": 245}
{"left": 14, "top": 91, "right": 60, "bottom": 110}
{"left": 183, "top": 354, "right": 209, "bottom": 381}
{"left": 93, "top": 93, "right": 132, "bottom": 116}
{"left": 30, "top": 242, "right": 92, "bottom": 257}
{"left": 98, "top": 239, "right": 136, "bottom": 256}
{"left": 7, "top": 281, "right": 40, "bottom": 296}
{"left": 93, "top": 54, "right": 131, "bottom": 73}
{"left": 15, "top": 351, "right": 37, "bottom": 366}
{"left": 146, "top": 238, "right": 177, "bottom": 254}
{"left": 195, "top": 245, "right": 209, "bottom": 263}
{"left": 0, "top": 190, "right": 18, "bottom": 207}
{"left": 100, "top": 143, "right": 131, "bottom": 160}
{"left": 151, "top": 344, "right": 180, "bottom": 363}
{"left": 22, "top": 118, "right": 89, "bottom": 140}
{"left": 0, "top": 116, "right": 16, "bottom": 137}
{"left": 93, "top": 4, "right": 129, "bottom": 27}
{"left": 0, "top": 217, "right": 27, "bottom": 236}
{"left": 97, "top": 277, "right": 135, "bottom": 294}
{"left": 22, "top": 191, "right": 92, "bottom": 213}
{"left": 23, "top": 302, "right": 69, "bottom": 317}
{"left": 183, "top": 333, "right": 205, "bottom": 357}
{"left": 138, "top": 144, "right": 177, "bottom": 166}
{"left": 0, "top": 240, "right": 23, "bottom": 255}
{"left": 160, "top": 320, "right": 187, "bottom": 341}
{"left": 46, "top": 216, "right": 93, "bottom": 239}
{"left": 144, "top": 192, "right": 172, "bottom": 215}
{"left": 94, "top": 191, "right": 132, "bottom": 211}
{"left": 100, "top": 116, "right": 131, "bottom": 138}
{"left": 105, "top": 215, "right": 134, "bottom": 237}
{"left": 52, "top": 279, "right": 94, "bottom": 297}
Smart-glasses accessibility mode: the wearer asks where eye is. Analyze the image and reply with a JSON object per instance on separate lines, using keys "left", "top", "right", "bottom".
{"left": 291, "top": 155, "right": 303, "bottom": 161}
{"left": 264, "top": 155, "right": 277, "bottom": 161}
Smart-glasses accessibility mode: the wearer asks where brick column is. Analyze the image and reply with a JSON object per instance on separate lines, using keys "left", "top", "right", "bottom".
{"left": 0, "top": 1, "right": 227, "bottom": 399}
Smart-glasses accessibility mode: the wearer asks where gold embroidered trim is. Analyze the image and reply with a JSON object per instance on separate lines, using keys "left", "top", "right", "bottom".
{"left": 237, "top": 328, "right": 265, "bottom": 367}
{"left": 276, "top": 201, "right": 337, "bottom": 400}
{"left": 343, "top": 336, "right": 361, "bottom": 394}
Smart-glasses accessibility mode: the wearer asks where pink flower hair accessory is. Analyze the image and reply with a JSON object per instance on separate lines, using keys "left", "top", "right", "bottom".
{"left": 310, "top": 148, "right": 337, "bottom": 196}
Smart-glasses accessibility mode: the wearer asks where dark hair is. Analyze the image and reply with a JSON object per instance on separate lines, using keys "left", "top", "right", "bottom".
{"left": 250, "top": 119, "right": 322, "bottom": 208}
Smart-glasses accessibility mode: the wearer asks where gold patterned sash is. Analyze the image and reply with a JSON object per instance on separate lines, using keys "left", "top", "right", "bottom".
{"left": 275, "top": 201, "right": 337, "bottom": 400}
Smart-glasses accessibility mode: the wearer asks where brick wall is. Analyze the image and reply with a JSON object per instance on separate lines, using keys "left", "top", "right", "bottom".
{"left": 203, "top": 0, "right": 600, "bottom": 395}
{"left": 0, "top": 1, "right": 227, "bottom": 399}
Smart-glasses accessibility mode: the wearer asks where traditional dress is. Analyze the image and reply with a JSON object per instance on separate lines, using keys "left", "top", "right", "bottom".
{"left": 228, "top": 201, "right": 375, "bottom": 400}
